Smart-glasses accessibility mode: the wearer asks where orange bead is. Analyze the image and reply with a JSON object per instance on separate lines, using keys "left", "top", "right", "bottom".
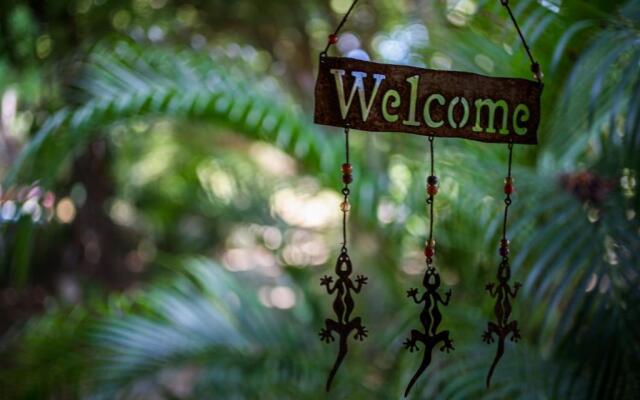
{"left": 340, "top": 200, "right": 350, "bottom": 212}
{"left": 427, "top": 185, "right": 438, "bottom": 196}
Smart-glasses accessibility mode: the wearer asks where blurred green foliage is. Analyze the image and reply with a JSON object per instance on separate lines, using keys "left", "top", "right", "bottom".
{"left": 0, "top": 0, "right": 639, "bottom": 399}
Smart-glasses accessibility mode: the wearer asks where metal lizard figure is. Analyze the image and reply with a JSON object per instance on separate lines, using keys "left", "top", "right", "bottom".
{"left": 482, "top": 261, "right": 522, "bottom": 387}
{"left": 319, "top": 250, "right": 368, "bottom": 391}
{"left": 403, "top": 267, "right": 454, "bottom": 397}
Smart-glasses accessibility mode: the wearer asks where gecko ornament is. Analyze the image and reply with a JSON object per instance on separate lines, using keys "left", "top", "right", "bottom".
{"left": 482, "top": 261, "right": 522, "bottom": 387}
{"left": 403, "top": 267, "right": 454, "bottom": 397}
{"left": 319, "top": 250, "right": 368, "bottom": 391}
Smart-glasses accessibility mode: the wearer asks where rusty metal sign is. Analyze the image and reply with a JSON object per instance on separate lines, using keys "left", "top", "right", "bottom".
{"left": 314, "top": 57, "right": 542, "bottom": 145}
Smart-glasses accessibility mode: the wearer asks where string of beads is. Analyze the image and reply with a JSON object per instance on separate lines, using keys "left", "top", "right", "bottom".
{"left": 340, "top": 127, "right": 352, "bottom": 252}
{"left": 499, "top": 142, "right": 514, "bottom": 261}
{"left": 424, "top": 136, "right": 437, "bottom": 265}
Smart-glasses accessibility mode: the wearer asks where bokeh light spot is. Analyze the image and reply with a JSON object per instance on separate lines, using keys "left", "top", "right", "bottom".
{"left": 56, "top": 197, "right": 76, "bottom": 224}
{"left": 270, "top": 286, "right": 296, "bottom": 309}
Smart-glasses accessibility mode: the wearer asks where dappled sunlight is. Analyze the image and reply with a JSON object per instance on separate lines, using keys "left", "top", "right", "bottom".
{"left": 281, "top": 229, "right": 330, "bottom": 267}
{"left": 258, "top": 285, "right": 297, "bottom": 309}
{"left": 55, "top": 198, "right": 76, "bottom": 224}
{"left": 270, "top": 187, "right": 341, "bottom": 229}
{"left": 446, "top": 0, "right": 478, "bottom": 27}
{"left": 197, "top": 161, "right": 237, "bottom": 204}
{"left": 248, "top": 142, "right": 296, "bottom": 177}
{"left": 129, "top": 129, "right": 179, "bottom": 187}
{"left": 0, "top": 184, "right": 56, "bottom": 224}
{"left": 109, "top": 199, "right": 137, "bottom": 227}
{"left": 373, "top": 23, "right": 429, "bottom": 65}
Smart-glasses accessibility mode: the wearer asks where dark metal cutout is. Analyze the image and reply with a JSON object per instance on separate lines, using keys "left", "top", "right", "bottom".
{"left": 319, "top": 126, "right": 367, "bottom": 391}
{"left": 314, "top": 56, "right": 542, "bottom": 145}
{"left": 404, "top": 267, "right": 454, "bottom": 397}
{"left": 404, "top": 137, "right": 454, "bottom": 397}
{"left": 319, "top": 250, "right": 368, "bottom": 391}
{"left": 480, "top": 0, "right": 539, "bottom": 389}
{"left": 312, "top": 0, "right": 542, "bottom": 395}
{"left": 483, "top": 140, "right": 521, "bottom": 387}
{"left": 483, "top": 261, "right": 521, "bottom": 387}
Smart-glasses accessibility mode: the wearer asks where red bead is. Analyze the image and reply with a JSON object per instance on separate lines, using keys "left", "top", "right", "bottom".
{"left": 427, "top": 185, "right": 438, "bottom": 196}
{"left": 504, "top": 177, "right": 514, "bottom": 194}
{"left": 504, "top": 183, "right": 514, "bottom": 194}
{"left": 424, "top": 246, "right": 434, "bottom": 258}
{"left": 499, "top": 246, "right": 510, "bottom": 257}
{"left": 328, "top": 34, "right": 338, "bottom": 44}
{"left": 342, "top": 174, "right": 353, "bottom": 184}
{"left": 341, "top": 163, "right": 353, "bottom": 174}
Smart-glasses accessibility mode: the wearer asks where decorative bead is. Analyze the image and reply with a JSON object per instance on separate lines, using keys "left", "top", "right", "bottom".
{"left": 427, "top": 185, "right": 438, "bottom": 196}
{"left": 342, "top": 174, "right": 353, "bottom": 184}
{"left": 328, "top": 34, "right": 338, "bottom": 44}
{"left": 424, "top": 240, "right": 435, "bottom": 257}
{"left": 504, "top": 177, "right": 514, "bottom": 195}
{"left": 424, "top": 246, "right": 434, "bottom": 258}
{"left": 341, "top": 163, "right": 353, "bottom": 174}
{"left": 531, "top": 62, "right": 543, "bottom": 80}
{"left": 531, "top": 63, "right": 540, "bottom": 74}
{"left": 340, "top": 200, "right": 350, "bottom": 212}
{"left": 499, "top": 239, "right": 510, "bottom": 257}
{"left": 427, "top": 175, "right": 438, "bottom": 185}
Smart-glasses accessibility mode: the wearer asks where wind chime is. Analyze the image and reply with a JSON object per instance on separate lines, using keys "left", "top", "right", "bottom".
{"left": 313, "top": 0, "right": 543, "bottom": 395}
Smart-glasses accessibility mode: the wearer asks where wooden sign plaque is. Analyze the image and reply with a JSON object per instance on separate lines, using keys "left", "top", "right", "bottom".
{"left": 314, "top": 57, "right": 542, "bottom": 145}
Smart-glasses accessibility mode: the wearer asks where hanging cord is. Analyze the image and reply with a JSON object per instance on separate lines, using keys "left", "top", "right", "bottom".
{"left": 425, "top": 136, "right": 437, "bottom": 266}
{"left": 321, "top": 0, "right": 360, "bottom": 57}
{"left": 499, "top": 142, "right": 514, "bottom": 263}
{"left": 340, "top": 127, "right": 352, "bottom": 253}
{"left": 499, "top": 0, "right": 543, "bottom": 83}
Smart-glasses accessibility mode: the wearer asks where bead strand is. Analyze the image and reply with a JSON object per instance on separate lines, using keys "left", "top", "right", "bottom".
{"left": 500, "top": 142, "right": 514, "bottom": 261}
{"left": 425, "top": 136, "right": 437, "bottom": 265}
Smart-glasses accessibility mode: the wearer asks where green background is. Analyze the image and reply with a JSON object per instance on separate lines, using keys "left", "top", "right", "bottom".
{"left": 0, "top": 0, "right": 638, "bottom": 399}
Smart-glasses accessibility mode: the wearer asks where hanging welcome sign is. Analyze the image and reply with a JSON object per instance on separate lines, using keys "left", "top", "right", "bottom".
{"left": 312, "top": 0, "right": 544, "bottom": 396}
{"left": 314, "top": 57, "right": 542, "bottom": 144}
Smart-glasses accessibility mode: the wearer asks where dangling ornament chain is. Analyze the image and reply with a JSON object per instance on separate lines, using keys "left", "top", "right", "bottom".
{"left": 482, "top": 141, "right": 523, "bottom": 388}
{"left": 501, "top": 142, "right": 514, "bottom": 249}
{"left": 403, "top": 136, "right": 454, "bottom": 398}
{"left": 481, "top": 1, "right": 542, "bottom": 387}
{"left": 341, "top": 127, "right": 352, "bottom": 251}
{"left": 319, "top": 126, "right": 368, "bottom": 392}
{"left": 426, "top": 136, "right": 436, "bottom": 261}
